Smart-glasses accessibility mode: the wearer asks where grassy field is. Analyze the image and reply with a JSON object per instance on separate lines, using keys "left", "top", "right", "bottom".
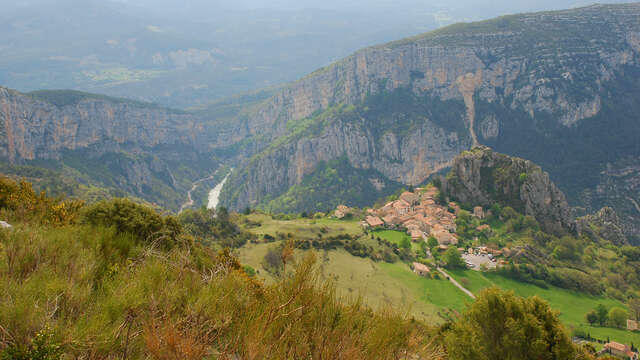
{"left": 236, "top": 240, "right": 460, "bottom": 323}
{"left": 236, "top": 214, "right": 640, "bottom": 344}
{"left": 240, "top": 213, "right": 364, "bottom": 240}
{"left": 379, "top": 262, "right": 471, "bottom": 314}
{"left": 372, "top": 229, "right": 422, "bottom": 252}
{"left": 448, "top": 269, "right": 640, "bottom": 345}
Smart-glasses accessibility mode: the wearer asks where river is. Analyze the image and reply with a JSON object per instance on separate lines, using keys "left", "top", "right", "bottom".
{"left": 207, "top": 170, "right": 232, "bottom": 210}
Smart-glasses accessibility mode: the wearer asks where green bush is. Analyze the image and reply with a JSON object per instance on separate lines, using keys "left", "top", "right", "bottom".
{"left": 82, "top": 198, "right": 181, "bottom": 247}
{"left": 608, "top": 307, "right": 628, "bottom": 328}
{"left": 0, "top": 326, "right": 62, "bottom": 360}
{"left": 178, "top": 208, "right": 253, "bottom": 248}
{"left": 443, "top": 247, "right": 466, "bottom": 269}
{"left": 549, "top": 268, "right": 603, "bottom": 295}
{"left": 445, "top": 288, "right": 577, "bottom": 360}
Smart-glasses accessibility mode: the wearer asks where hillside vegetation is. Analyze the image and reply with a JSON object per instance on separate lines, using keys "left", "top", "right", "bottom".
{"left": 0, "top": 176, "right": 594, "bottom": 359}
{"left": 0, "top": 177, "right": 446, "bottom": 359}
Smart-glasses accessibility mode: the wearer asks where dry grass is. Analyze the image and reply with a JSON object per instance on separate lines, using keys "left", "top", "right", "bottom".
{"left": 0, "top": 220, "right": 444, "bottom": 359}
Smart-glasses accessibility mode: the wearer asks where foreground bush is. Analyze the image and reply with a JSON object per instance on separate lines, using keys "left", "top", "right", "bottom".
{"left": 444, "top": 288, "right": 589, "bottom": 360}
{"left": 0, "top": 177, "right": 83, "bottom": 225}
{"left": 82, "top": 198, "right": 181, "bottom": 248}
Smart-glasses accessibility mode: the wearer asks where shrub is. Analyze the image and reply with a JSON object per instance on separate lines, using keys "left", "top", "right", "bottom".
{"left": 83, "top": 198, "right": 181, "bottom": 247}
{"left": 443, "top": 247, "right": 465, "bottom": 269}
{"left": 179, "top": 208, "right": 253, "bottom": 248}
{"left": 262, "top": 244, "right": 284, "bottom": 274}
{"left": 400, "top": 236, "right": 412, "bottom": 250}
{"left": 0, "top": 177, "right": 83, "bottom": 225}
{"left": 585, "top": 310, "right": 598, "bottom": 326}
{"left": 445, "top": 288, "right": 577, "bottom": 360}
{"left": 608, "top": 307, "right": 628, "bottom": 328}
{"left": 549, "top": 268, "right": 603, "bottom": 295}
{"left": 0, "top": 326, "right": 62, "bottom": 360}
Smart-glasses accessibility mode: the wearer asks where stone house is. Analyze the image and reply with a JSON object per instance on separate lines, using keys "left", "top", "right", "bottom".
{"left": 602, "top": 342, "right": 638, "bottom": 359}
{"left": 410, "top": 230, "right": 424, "bottom": 241}
{"left": 393, "top": 200, "right": 411, "bottom": 215}
{"left": 365, "top": 216, "right": 384, "bottom": 228}
{"left": 412, "top": 262, "right": 430, "bottom": 276}
{"left": 400, "top": 192, "right": 420, "bottom": 205}
{"left": 335, "top": 205, "right": 351, "bottom": 219}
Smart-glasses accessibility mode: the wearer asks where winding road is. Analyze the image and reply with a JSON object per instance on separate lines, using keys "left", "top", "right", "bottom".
{"left": 437, "top": 268, "right": 476, "bottom": 299}
{"left": 179, "top": 175, "right": 216, "bottom": 213}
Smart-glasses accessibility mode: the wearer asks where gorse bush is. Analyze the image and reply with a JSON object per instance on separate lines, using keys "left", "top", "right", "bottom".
{"left": 0, "top": 225, "right": 445, "bottom": 359}
{"left": 0, "top": 177, "right": 83, "bottom": 225}
{"left": 82, "top": 198, "right": 181, "bottom": 248}
{"left": 0, "top": 326, "right": 62, "bottom": 360}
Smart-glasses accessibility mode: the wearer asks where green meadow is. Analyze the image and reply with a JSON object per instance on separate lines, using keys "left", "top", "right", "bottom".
{"left": 448, "top": 269, "right": 640, "bottom": 345}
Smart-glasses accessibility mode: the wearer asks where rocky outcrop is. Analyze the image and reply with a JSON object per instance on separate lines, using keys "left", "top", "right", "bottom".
{"left": 577, "top": 156, "right": 640, "bottom": 243}
{"left": 577, "top": 207, "right": 628, "bottom": 245}
{"left": 441, "top": 146, "right": 574, "bottom": 235}
{"left": 0, "top": 88, "right": 205, "bottom": 162}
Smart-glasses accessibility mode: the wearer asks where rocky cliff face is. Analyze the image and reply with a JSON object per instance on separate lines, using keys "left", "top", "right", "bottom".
{"left": 233, "top": 4, "right": 640, "bottom": 140}
{"left": 221, "top": 3, "right": 640, "bottom": 231}
{"left": 0, "top": 88, "right": 205, "bottom": 162}
{"left": 441, "top": 147, "right": 574, "bottom": 235}
{"left": 576, "top": 156, "right": 640, "bottom": 243}
{"left": 225, "top": 114, "right": 469, "bottom": 208}
{"left": 577, "top": 207, "right": 628, "bottom": 246}
{"left": 0, "top": 88, "right": 218, "bottom": 211}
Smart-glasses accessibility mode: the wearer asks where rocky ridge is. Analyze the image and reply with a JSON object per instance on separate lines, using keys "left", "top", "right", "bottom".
{"left": 231, "top": 3, "right": 640, "bottom": 140}
{"left": 0, "top": 88, "right": 217, "bottom": 210}
{"left": 576, "top": 207, "right": 628, "bottom": 246}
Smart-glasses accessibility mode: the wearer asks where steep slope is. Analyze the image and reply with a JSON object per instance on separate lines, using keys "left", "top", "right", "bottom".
{"left": 0, "top": 87, "right": 217, "bottom": 210}
{"left": 219, "top": 3, "right": 640, "bottom": 241}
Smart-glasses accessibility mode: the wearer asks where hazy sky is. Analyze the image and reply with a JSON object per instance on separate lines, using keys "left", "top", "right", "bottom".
{"left": 0, "top": 0, "right": 635, "bottom": 107}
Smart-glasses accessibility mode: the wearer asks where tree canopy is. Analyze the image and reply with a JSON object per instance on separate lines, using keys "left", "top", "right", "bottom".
{"left": 445, "top": 288, "right": 578, "bottom": 360}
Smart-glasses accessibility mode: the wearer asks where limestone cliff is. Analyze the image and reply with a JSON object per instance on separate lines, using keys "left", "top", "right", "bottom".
{"left": 220, "top": 3, "right": 640, "bottom": 231}
{"left": 0, "top": 88, "right": 216, "bottom": 211}
{"left": 0, "top": 88, "right": 205, "bottom": 162}
{"left": 441, "top": 146, "right": 574, "bottom": 235}
{"left": 232, "top": 4, "right": 640, "bottom": 141}
{"left": 225, "top": 113, "right": 469, "bottom": 209}
{"left": 577, "top": 207, "right": 628, "bottom": 246}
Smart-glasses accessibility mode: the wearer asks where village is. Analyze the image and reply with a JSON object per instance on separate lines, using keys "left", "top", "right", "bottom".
{"left": 342, "top": 186, "right": 505, "bottom": 272}
{"left": 332, "top": 187, "right": 640, "bottom": 360}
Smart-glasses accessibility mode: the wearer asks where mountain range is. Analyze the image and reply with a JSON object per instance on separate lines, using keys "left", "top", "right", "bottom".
{"left": 0, "top": 3, "right": 639, "bottom": 242}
